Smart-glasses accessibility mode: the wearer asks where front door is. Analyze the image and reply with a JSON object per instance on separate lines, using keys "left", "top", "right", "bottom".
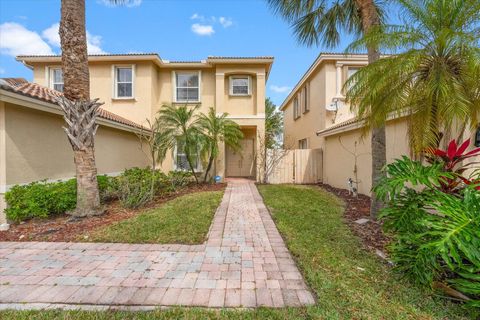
{"left": 226, "top": 138, "right": 254, "bottom": 177}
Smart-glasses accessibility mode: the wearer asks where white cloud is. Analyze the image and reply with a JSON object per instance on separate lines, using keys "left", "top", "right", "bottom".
{"left": 0, "top": 67, "right": 5, "bottom": 74}
{"left": 191, "top": 23, "right": 214, "bottom": 36}
{"left": 99, "top": 0, "right": 142, "bottom": 8}
{"left": 42, "top": 23, "right": 60, "bottom": 47}
{"left": 270, "top": 85, "right": 292, "bottom": 94}
{"left": 190, "top": 13, "right": 204, "bottom": 20}
{"left": 42, "top": 23, "right": 106, "bottom": 54}
{"left": 0, "top": 22, "right": 54, "bottom": 56}
{"left": 219, "top": 17, "right": 233, "bottom": 28}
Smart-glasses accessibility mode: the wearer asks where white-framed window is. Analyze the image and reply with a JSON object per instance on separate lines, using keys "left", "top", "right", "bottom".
{"left": 49, "top": 67, "right": 64, "bottom": 92}
{"left": 174, "top": 71, "right": 200, "bottom": 103}
{"left": 293, "top": 95, "right": 300, "bottom": 120}
{"left": 298, "top": 138, "right": 308, "bottom": 149}
{"left": 114, "top": 65, "right": 134, "bottom": 98}
{"left": 347, "top": 66, "right": 360, "bottom": 79}
{"left": 229, "top": 76, "right": 251, "bottom": 96}
{"left": 174, "top": 138, "right": 202, "bottom": 171}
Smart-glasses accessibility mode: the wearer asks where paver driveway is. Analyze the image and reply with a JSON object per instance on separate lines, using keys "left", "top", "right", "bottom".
{"left": 0, "top": 179, "right": 315, "bottom": 309}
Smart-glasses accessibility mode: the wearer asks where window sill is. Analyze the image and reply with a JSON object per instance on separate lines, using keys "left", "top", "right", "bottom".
{"left": 294, "top": 116, "right": 301, "bottom": 121}
{"left": 303, "top": 109, "right": 310, "bottom": 114}
{"left": 112, "top": 97, "right": 136, "bottom": 102}
{"left": 173, "top": 101, "right": 202, "bottom": 105}
{"left": 229, "top": 94, "right": 252, "bottom": 97}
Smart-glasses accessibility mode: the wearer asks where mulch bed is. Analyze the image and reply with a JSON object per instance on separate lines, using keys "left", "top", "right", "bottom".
{"left": 0, "top": 183, "right": 226, "bottom": 243}
{"left": 318, "top": 183, "right": 390, "bottom": 254}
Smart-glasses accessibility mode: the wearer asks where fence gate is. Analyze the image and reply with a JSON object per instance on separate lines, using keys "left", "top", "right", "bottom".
{"left": 266, "top": 148, "right": 322, "bottom": 184}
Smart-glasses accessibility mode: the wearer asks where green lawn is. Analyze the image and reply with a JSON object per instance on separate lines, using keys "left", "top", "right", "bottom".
{"left": 86, "top": 191, "right": 224, "bottom": 244}
{"left": 1, "top": 185, "right": 475, "bottom": 319}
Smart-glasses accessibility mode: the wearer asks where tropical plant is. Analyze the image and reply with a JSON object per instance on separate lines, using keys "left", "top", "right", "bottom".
{"left": 346, "top": 0, "right": 480, "bottom": 154}
{"left": 56, "top": 0, "right": 103, "bottom": 217}
{"left": 426, "top": 138, "right": 480, "bottom": 193}
{"left": 267, "top": 0, "right": 387, "bottom": 218}
{"left": 375, "top": 156, "right": 480, "bottom": 308}
{"left": 156, "top": 104, "right": 202, "bottom": 184}
{"left": 265, "top": 98, "right": 283, "bottom": 149}
{"left": 198, "top": 108, "right": 243, "bottom": 182}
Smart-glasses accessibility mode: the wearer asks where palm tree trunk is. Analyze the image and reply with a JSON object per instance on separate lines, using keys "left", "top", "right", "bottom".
{"left": 203, "top": 154, "right": 214, "bottom": 183}
{"left": 73, "top": 148, "right": 101, "bottom": 217}
{"left": 356, "top": 0, "right": 386, "bottom": 219}
{"left": 60, "top": 0, "right": 101, "bottom": 217}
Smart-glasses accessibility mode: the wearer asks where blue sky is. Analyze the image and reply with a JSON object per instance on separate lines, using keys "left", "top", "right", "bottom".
{"left": 1, "top": 0, "right": 367, "bottom": 106}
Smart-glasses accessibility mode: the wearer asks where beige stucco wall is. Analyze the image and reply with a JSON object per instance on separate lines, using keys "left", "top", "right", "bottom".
{"left": 322, "top": 118, "right": 410, "bottom": 195}
{"left": 4, "top": 102, "right": 149, "bottom": 185}
{"left": 28, "top": 60, "right": 270, "bottom": 181}
{"left": 282, "top": 58, "right": 367, "bottom": 150}
{"left": 0, "top": 101, "right": 7, "bottom": 229}
{"left": 32, "top": 61, "right": 156, "bottom": 126}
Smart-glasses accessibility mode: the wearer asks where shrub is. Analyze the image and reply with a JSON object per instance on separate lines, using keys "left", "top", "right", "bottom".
{"left": 5, "top": 176, "right": 113, "bottom": 222}
{"left": 115, "top": 167, "right": 168, "bottom": 208}
{"left": 376, "top": 150, "right": 480, "bottom": 308}
{"left": 166, "top": 170, "right": 194, "bottom": 191}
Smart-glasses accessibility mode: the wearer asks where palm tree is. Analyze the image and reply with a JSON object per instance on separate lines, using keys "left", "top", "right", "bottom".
{"left": 267, "top": 0, "right": 387, "bottom": 218}
{"left": 346, "top": 0, "right": 480, "bottom": 154}
{"left": 57, "top": 0, "right": 103, "bottom": 217}
{"left": 198, "top": 108, "right": 244, "bottom": 182}
{"left": 156, "top": 104, "right": 202, "bottom": 184}
{"left": 265, "top": 98, "right": 283, "bottom": 149}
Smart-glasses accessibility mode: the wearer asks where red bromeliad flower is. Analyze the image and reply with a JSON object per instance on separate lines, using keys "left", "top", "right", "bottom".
{"left": 431, "top": 139, "right": 480, "bottom": 170}
{"left": 427, "top": 139, "right": 480, "bottom": 193}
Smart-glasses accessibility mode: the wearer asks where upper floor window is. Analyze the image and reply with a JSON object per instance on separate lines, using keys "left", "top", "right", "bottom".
{"left": 175, "top": 71, "right": 200, "bottom": 103}
{"left": 114, "top": 66, "right": 134, "bottom": 98}
{"left": 303, "top": 83, "right": 309, "bottom": 113}
{"left": 49, "top": 67, "right": 64, "bottom": 92}
{"left": 347, "top": 67, "right": 360, "bottom": 79}
{"left": 230, "top": 76, "right": 250, "bottom": 96}
{"left": 293, "top": 96, "right": 300, "bottom": 120}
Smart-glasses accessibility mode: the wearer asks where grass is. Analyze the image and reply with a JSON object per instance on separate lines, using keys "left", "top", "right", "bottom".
{"left": 85, "top": 191, "right": 224, "bottom": 244}
{"left": 1, "top": 185, "right": 476, "bottom": 319}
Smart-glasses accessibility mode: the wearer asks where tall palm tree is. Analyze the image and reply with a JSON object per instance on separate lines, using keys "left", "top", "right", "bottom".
{"left": 156, "top": 104, "right": 202, "bottom": 184}
{"left": 346, "top": 0, "right": 480, "bottom": 154}
{"left": 198, "top": 108, "right": 244, "bottom": 182}
{"left": 57, "top": 0, "right": 102, "bottom": 217}
{"left": 265, "top": 98, "right": 283, "bottom": 149}
{"left": 267, "top": 0, "right": 387, "bottom": 218}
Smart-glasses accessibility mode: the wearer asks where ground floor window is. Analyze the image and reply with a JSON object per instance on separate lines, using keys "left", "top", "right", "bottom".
{"left": 175, "top": 138, "right": 201, "bottom": 171}
{"left": 298, "top": 138, "right": 308, "bottom": 149}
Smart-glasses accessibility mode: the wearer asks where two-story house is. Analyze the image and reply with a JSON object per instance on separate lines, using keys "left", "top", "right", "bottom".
{"left": 281, "top": 53, "right": 479, "bottom": 195}
{"left": 0, "top": 53, "right": 273, "bottom": 230}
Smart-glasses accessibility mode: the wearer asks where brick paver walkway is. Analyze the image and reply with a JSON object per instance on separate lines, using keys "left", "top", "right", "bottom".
{"left": 0, "top": 180, "right": 315, "bottom": 309}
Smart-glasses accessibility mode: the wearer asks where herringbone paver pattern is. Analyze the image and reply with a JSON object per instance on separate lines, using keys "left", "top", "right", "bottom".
{"left": 0, "top": 180, "right": 315, "bottom": 308}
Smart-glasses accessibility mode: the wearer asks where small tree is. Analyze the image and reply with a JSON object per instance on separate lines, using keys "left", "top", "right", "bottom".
{"left": 156, "top": 104, "right": 202, "bottom": 184}
{"left": 265, "top": 98, "right": 283, "bottom": 149}
{"left": 198, "top": 108, "right": 243, "bottom": 183}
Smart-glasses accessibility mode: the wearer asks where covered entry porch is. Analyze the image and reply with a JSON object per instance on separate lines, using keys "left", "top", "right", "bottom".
{"left": 215, "top": 124, "right": 264, "bottom": 182}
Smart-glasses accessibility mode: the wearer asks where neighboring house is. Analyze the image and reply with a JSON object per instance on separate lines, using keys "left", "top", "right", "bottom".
{"left": 0, "top": 53, "right": 273, "bottom": 229}
{"left": 281, "top": 53, "right": 479, "bottom": 195}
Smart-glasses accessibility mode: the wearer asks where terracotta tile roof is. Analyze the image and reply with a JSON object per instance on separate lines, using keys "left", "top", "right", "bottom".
{"left": 208, "top": 56, "right": 274, "bottom": 60}
{"left": 1, "top": 78, "right": 28, "bottom": 86}
{"left": 17, "top": 53, "right": 159, "bottom": 58}
{"left": 0, "top": 80, "right": 145, "bottom": 130}
{"left": 316, "top": 118, "right": 363, "bottom": 136}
